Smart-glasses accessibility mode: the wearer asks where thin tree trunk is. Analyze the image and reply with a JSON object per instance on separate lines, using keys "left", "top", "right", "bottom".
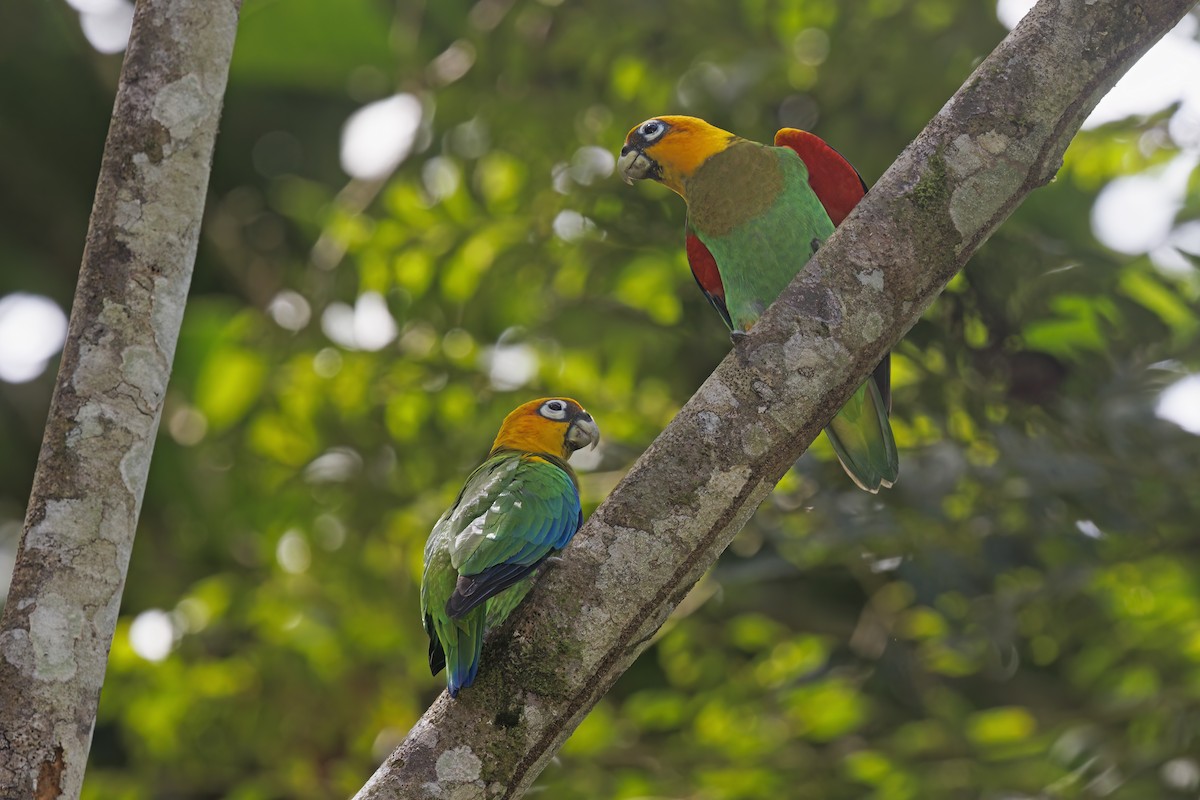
{"left": 0, "top": 1, "right": 240, "bottom": 797}
{"left": 355, "top": 0, "right": 1198, "bottom": 798}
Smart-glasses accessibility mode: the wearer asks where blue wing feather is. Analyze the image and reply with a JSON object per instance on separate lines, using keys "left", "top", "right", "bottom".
{"left": 445, "top": 456, "right": 582, "bottom": 619}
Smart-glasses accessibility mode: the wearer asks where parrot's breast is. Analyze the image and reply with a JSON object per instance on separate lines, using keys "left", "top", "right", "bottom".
{"left": 684, "top": 141, "right": 784, "bottom": 238}
{"left": 687, "top": 146, "right": 835, "bottom": 331}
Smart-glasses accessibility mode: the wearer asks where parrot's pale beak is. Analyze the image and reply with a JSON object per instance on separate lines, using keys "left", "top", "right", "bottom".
{"left": 617, "top": 145, "right": 660, "bottom": 185}
{"left": 566, "top": 414, "right": 600, "bottom": 452}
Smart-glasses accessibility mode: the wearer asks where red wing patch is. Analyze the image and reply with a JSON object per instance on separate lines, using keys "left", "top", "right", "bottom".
{"left": 774, "top": 128, "right": 867, "bottom": 226}
{"left": 685, "top": 232, "right": 733, "bottom": 330}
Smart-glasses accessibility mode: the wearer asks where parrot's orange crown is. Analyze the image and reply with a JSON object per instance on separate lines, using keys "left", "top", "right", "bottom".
{"left": 490, "top": 397, "right": 599, "bottom": 460}
{"left": 619, "top": 115, "right": 737, "bottom": 196}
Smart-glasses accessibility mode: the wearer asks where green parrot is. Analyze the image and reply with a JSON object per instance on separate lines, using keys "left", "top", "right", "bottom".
{"left": 617, "top": 115, "right": 898, "bottom": 492}
{"left": 421, "top": 397, "right": 599, "bottom": 697}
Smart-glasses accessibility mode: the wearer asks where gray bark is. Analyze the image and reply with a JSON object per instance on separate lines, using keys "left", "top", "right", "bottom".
{"left": 355, "top": 0, "right": 1199, "bottom": 798}
{"left": 0, "top": 1, "right": 240, "bottom": 797}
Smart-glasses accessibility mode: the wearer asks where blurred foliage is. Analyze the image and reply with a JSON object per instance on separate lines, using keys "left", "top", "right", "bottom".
{"left": 3, "top": 0, "right": 1200, "bottom": 798}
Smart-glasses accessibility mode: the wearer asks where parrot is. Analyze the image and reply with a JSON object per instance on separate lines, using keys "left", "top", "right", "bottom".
{"left": 617, "top": 115, "right": 898, "bottom": 493}
{"left": 421, "top": 397, "right": 599, "bottom": 697}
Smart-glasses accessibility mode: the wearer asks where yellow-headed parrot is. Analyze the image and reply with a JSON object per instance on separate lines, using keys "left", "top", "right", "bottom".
{"left": 421, "top": 397, "right": 599, "bottom": 697}
{"left": 618, "top": 115, "right": 898, "bottom": 492}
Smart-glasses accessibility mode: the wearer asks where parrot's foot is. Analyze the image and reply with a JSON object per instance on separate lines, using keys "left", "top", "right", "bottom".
{"left": 539, "top": 555, "right": 565, "bottom": 571}
{"left": 730, "top": 330, "right": 753, "bottom": 364}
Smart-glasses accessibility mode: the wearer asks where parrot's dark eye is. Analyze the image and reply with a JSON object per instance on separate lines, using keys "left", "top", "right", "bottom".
{"left": 639, "top": 120, "right": 665, "bottom": 142}
{"left": 540, "top": 400, "right": 568, "bottom": 420}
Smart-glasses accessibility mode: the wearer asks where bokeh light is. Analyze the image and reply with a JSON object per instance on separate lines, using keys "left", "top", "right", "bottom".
{"left": 66, "top": 0, "right": 134, "bottom": 54}
{"left": 1091, "top": 154, "right": 1198, "bottom": 257}
{"left": 339, "top": 94, "right": 423, "bottom": 181}
{"left": 1156, "top": 374, "right": 1200, "bottom": 435}
{"left": 0, "top": 293, "right": 69, "bottom": 383}
{"left": 320, "top": 292, "right": 398, "bottom": 351}
{"left": 128, "top": 610, "right": 174, "bottom": 662}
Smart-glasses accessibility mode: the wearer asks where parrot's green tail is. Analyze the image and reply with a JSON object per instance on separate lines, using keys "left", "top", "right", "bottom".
{"left": 824, "top": 376, "right": 899, "bottom": 493}
{"left": 440, "top": 610, "right": 484, "bottom": 698}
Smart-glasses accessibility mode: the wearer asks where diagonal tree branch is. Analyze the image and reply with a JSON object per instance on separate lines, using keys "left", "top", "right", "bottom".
{"left": 0, "top": 1, "right": 240, "bottom": 797}
{"left": 356, "top": 1, "right": 1198, "bottom": 798}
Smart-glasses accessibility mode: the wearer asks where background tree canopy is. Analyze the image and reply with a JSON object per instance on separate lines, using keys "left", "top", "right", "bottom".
{"left": 3, "top": 0, "right": 1200, "bottom": 797}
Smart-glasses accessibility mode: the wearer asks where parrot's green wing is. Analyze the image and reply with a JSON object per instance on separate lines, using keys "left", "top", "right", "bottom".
{"left": 421, "top": 450, "right": 582, "bottom": 696}
{"left": 441, "top": 451, "right": 581, "bottom": 618}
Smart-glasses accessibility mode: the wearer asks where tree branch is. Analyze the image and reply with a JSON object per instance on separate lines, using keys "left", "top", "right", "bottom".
{"left": 0, "top": 1, "right": 239, "bottom": 796}
{"left": 357, "top": 0, "right": 1195, "bottom": 797}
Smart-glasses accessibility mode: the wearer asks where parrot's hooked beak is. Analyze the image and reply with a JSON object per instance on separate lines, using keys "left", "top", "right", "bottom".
{"left": 617, "top": 144, "right": 661, "bottom": 186}
{"left": 565, "top": 413, "right": 600, "bottom": 452}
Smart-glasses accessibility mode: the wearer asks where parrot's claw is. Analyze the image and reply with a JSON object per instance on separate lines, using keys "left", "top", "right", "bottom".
{"left": 729, "top": 329, "right": 754, "bottom": 365}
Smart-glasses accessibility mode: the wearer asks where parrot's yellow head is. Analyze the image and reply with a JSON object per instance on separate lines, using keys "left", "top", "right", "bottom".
{"left": 618, "top": 115, "right": 737, "bottom": 197}
{"left": 490, "top": 397, "right": 599, "bottom": 460}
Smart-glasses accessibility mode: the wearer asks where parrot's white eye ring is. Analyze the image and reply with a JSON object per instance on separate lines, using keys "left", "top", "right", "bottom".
{"left": 540, "top": 400, "right": 569, "bottom": 420}
{"left": 639, "top": 120, "right": 666, "bottom": 142}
